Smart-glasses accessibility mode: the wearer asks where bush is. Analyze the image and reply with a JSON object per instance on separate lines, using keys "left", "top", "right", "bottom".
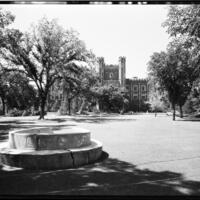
{"left": 7, "top": 108, "right": 23, "bottom": 117}
{"left": 31, "top": 110, "right": 47, "bottom": 116}
{"left": 32, "top": 110, "right": 40, "bottom": 116}
{"left": 0, "top": 110, "right": 4, "bottom": 116}
{"left": 22, "top": 110, "right": 31, "bottom": 116}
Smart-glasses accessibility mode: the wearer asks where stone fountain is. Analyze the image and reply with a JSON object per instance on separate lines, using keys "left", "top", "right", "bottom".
{"left": 0, "top": 127, "right": 102, "bottom": 170}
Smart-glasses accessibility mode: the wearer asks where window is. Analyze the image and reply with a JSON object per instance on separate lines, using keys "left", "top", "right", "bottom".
{"left": 109, "top": 72, "right": 113, "bottom": 79}
{"left": 133, "top": 95, "right": 138, "bottom": 100}
{"left": 141, "top": 85, "right": 146, "bottom": 92}
{"left": 142, "top": 96, "right": 146, "bottom": 101}
{"left": 133, "top": 86, "right": 138, "bottom": 92}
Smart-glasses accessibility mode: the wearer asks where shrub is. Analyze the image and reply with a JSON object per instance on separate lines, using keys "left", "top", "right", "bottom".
{"left": 0, "top": 110, "right": 4, "bottom": 116}
{"left": 7, "top": 108, "right": 23, "bottom": 117}
{"left": 22, "top": 110, "right": 31, "bottom": 116}
{"left": 31, "top": 110, "right": 47, "bottom": 116}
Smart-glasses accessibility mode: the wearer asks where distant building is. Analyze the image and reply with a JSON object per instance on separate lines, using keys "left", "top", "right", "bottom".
{"left": 97, "top": 57, "right": 149, "bottom": 112}
{"left": 126, "top": 77, "right": 149, "bottom": 112}
{"left": 48, "top": 56, "right": 149, "bottom": 113}
{"left": 98, "top": 56, "right": 126, "bottom": 87}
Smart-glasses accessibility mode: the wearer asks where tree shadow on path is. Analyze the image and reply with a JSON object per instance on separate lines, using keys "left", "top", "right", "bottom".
{"left": 0, "top": 152, "right": 199, "bottom": 196}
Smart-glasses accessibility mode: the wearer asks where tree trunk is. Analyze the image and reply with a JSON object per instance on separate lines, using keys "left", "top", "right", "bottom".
{"left": 46, "top": 93, "right": 50, "bottom": 112}
{"left": 122, "top": 100, "right": 125, "bottom": 113}
{"left": 96, "top": 100, "right": 100, "bottom": 112}
{"left": 68, "top": 99, "right": 71, "bottom": 115}
{"left": 172, "top": 103, "right": 176, "bottom": 121}
{"left": 59, "top": 89, "right": 68, "bottom": 115}
{"left": 78, "top": 98, "right": 86, "bottom": 114}
{"left": 1, "top": 97, "right": 5, "bottom": 115}
{"left": 39, "top": 97, "right": 46, "bottom": 120}
{"left": 179, "top": 105, "right": 183, "bottom": 118}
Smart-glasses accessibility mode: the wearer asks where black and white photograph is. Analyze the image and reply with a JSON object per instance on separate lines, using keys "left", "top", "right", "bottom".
{"left": 0, "top": 1, "right": 200, "bottom": 197}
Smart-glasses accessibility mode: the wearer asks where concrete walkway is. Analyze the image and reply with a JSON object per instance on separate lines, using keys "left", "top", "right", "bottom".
{"left": 0, "top": 113, "right": 200, "bottom": 195}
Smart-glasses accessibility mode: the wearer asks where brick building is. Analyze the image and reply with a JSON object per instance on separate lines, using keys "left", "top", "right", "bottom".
{"left": 98, "top": 56, "right": 149, "bottom": 112}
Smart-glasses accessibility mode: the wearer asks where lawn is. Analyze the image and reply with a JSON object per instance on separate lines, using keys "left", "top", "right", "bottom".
{"left": 0, "top": 113, "right": 200, "bottom": 195}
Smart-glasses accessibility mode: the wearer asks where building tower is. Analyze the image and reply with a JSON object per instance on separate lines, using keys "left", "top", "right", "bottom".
{"left": 97, "top": 57, "right": 105, "bottom": 85}
{"left": 119, "top": 56, "right": 126, "bottom": 87}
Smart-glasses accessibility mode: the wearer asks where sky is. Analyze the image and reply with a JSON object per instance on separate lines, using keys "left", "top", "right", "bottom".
{"left": 1, "top": 4, "right": 171, "bottom": 78}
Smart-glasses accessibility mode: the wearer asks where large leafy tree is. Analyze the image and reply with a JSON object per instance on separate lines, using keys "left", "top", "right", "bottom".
{"left": 163, "top": 5, "right": 200, "bottom": 116}
{"left": 0, "top": 8, "right": 15, "bottom": 114}
{"left": 5, "top": 71, "right": 37, "bottom": 111}
{"left": 59, "top": 63, "right": 98, "bottom": 115}
{"left": 0, "top": 67, "right": 37, "bottom": 115}
{"left": 168, "top": 38, "right": 198, "bottom": 117}
{"left": 148, "top": 37, "right": 197, "bottom": 120}
{"left": 75, "top": 65, "right": 100, "bottom": 114}
{"left": 58, "top": 48, "right": 96, "bottom": 115}
{"left": 0, "top": 17, "right": 93, "bottom": 119}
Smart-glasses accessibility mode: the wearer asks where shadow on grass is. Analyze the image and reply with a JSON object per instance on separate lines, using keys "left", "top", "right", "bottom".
{"left": 0, "top": 120, "right": 35, "bottom": 124}
{"left": 0, "top": 114, "right": 127, "bottom": 142}
{"left": 177, "top": 117, "right": 200, "bottom": 122}
{"left": 0, "top": 151, "right": 199, "bottom": 195}
{"left": 45, "top": 118, "right": 68, "bottom": 123}
{"left": 67, "top": 117, "right": 135, "bottom": 124}
{"left": 43, "top": 115, "right": 136, "bottom": 124}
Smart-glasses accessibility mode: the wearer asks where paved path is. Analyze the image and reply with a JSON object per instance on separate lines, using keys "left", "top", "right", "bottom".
{"left": 0, "top": 113, "right": 200, "bottom": 195}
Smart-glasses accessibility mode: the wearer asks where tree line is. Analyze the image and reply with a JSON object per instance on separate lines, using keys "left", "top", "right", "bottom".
{"left": 147, "top": 5, "right": 200, "bottom": 120}
{"left": 0, "top": 8, "right": 128, "bottom": 119}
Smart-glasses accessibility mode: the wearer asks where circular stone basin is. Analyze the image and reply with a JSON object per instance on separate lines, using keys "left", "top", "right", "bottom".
{"left": 9, "top": 127, "right": 91, "bottom": 150}
{"left": 0, "top": 139, "right": 103, "bottom": 170}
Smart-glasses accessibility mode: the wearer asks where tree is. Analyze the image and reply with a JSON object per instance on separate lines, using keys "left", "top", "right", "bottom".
{"left": 163, "top": 5, "right": 200, "bottom": 78}
{"left": 148, "top": 38, "right": 197, "bottom": 120}
{"left": 162, "top": 5, "right": 200, "bottom": 116}
{"left": 5, "top": 71, "right": 37, "bottom": 111}
{"left": 183, "top": 78, "right": 200, "bottom": 114}
{"left": 0, "top": 17, "right": 93, "bottom": 119}
{"left": 60, "top": 78, "right": 81, "bottom": 115}
{"left": 93, "top": 85, "right": 129, "bottom": 113}
{"left": 0, "top": 67, "right": 9, "bottom": 115}
{"left": 0, "top": 7, "right": 15, "bottom": 45}
{"left": 75, "top": 65, "right": 100, "bottom": 114}
{"left": 0, "top": 8, "right": 15, "bottom": 114}
{"left": 163, "top": 5, "right": 200, "bottom": 83}
{"left": 163, "top": 5, "right": 200, "bottom": 39}
{"left": 0, "top": 67, "right": 37, "bottom": 115}
{"left": 168, "top": 38, "right": 198, "bottom": 118}
{"left": 147, "top": 77, "right": 170, "bottom": 112}
{"left": 59, "top": 63, "right": 98, "bottom": 115}
{"left": 58, "top": 50, "right": 97, "bottom": 115}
